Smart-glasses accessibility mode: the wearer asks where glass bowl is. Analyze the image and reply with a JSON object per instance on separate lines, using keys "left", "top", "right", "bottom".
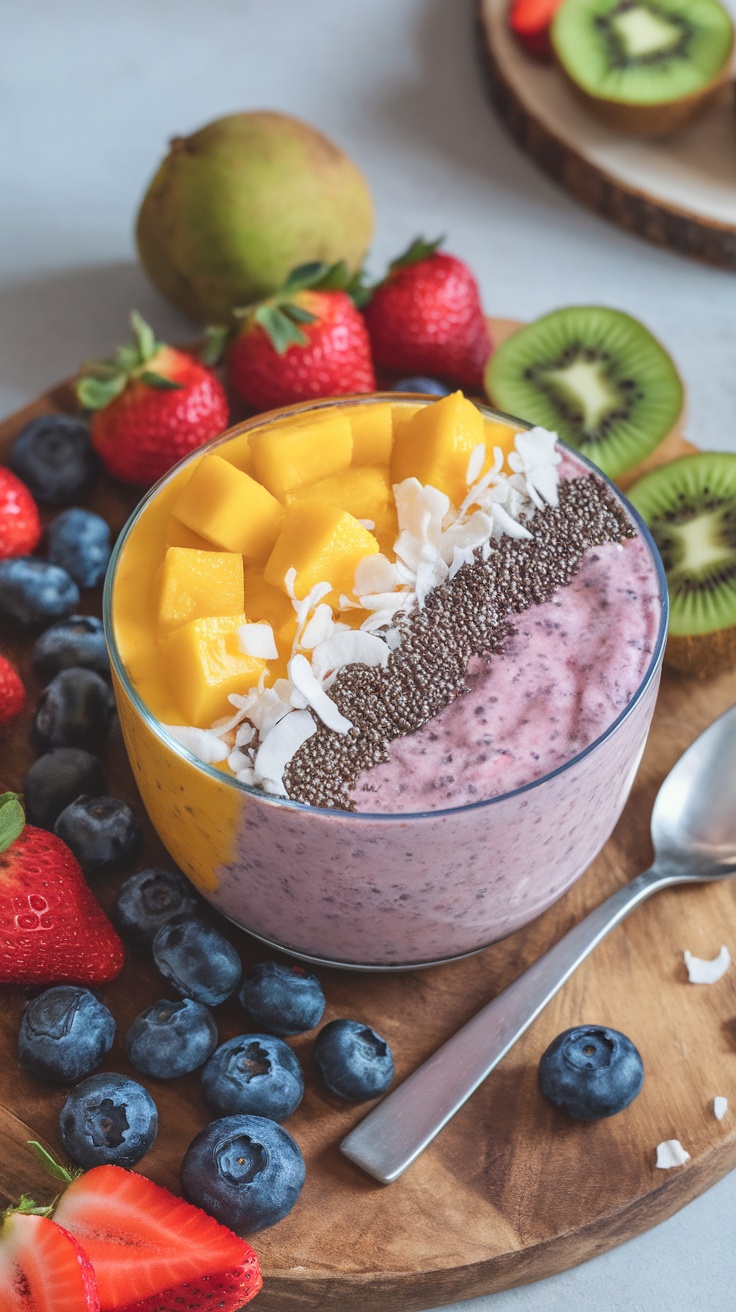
{"left": 104, "top": 395, "right": 668, "bottom": 970}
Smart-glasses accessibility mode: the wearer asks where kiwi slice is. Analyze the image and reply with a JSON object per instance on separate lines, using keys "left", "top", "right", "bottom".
{"left": 485, "top": 306, "right": 683, "bottom": 480}
{"left": 627, "top": 452, "right": 736, "bottom": 676}
{"left": 551, "top": 0, "right": 734, "bottom": 135}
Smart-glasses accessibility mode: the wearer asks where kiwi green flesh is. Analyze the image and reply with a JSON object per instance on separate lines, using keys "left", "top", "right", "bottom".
{"left": 627, "top": 453, "right": 736, "bottom": 637}
{"left": 485, "top": 306, "right": 683, "bottom": 480}
{"left": 552, "top": 0, "right": 734, "bottom": 106}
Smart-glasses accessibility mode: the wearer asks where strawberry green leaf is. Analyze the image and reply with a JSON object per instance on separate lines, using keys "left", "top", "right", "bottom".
{"left": 254, "top": 304, "right": 309, "bottom": 354}
{"left": 344, "top": 268, "right": 372, "bottom": 309}
{"left": 389, "top": 235, "right": 444, "bottom": 272}
{"left": 75, "top": 373, "right": 128, "bottom": 411}
{"left": 114, "top": 344, "right": 143, "bottom": 372}
{"left": 0, "top": 792, "right": 25, "bottom": 854}
{"left": 80, "top": 360, "right": 123, "bottom": 382}
{"left": 27, "top": 1141, "right": 79, "bottom": 1186}
{"left": 284, "top": 304, "right": 319, "bottom": 326}
{"left": 130, "top": 310, "right": 159, "bottom": 364}
{"left": 139, "top": 371, "right": 183, "bottom": 391}
{"left": 281, "top": 262, "right": 330, "bottom": 295}
{"left": 200, "top": 326, "right": 231, "bottom": 366}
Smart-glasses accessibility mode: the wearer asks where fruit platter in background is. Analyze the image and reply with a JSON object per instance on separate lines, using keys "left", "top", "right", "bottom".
{"left": 2, "top": 106, "right": 736, "bottom": 1310}
{"left": 479, "top": 0, "right": 736, "bottom": 269}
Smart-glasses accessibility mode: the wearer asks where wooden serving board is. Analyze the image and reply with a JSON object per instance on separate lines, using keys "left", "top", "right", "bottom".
{"left": 478, "top": 0, "right": 736, "bottom": 271}
{"left": 2, "top": 336, "right": 736, "bottom": 1310}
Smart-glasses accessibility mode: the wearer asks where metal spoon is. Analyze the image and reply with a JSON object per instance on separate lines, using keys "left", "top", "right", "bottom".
{"left": 341, "top": 703, "right": 736, "bottom": 1184}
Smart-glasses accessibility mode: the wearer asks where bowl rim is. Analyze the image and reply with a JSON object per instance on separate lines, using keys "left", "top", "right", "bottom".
{"left": 103, "top": 392, "right": 669, "bottom": 824}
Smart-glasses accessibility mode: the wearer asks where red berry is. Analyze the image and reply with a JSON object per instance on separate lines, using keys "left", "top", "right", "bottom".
{"left": 0, "top": 653, "right": 25, "bottom": 727}
{"left": 508, "top": 0, "right": 562, "bottom": 60}
{"left": 0, "top": 1212, "right": 100, "bottom": 1312}
{"left": 363, "top": 242, "right": 492, "bottom": 393}
{"left": 0, "top": 466, "right": 42, "bottom": 559}
{"left": 228, "top": 288, "right": 376, "bottom": 411}
{"left": 76, "top": 313, "right": 229, "bottom": 487}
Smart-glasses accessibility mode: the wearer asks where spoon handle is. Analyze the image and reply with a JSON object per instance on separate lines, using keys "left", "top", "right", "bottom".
{"left": 341, "top": 866, "right": 668, "bottom": 1183}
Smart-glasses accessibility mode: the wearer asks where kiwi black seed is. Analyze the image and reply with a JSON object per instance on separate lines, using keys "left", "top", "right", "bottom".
{"left": 627, "top": 452, "right": 736, "bottom": 677}
{"left": 485, "top": 306, "right": 683, "bottom": 480}
{"left": 551, "top": 0, "right": 734, "bottom": 136}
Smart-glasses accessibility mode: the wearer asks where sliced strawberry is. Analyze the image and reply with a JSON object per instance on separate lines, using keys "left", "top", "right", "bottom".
{"left": 53, "top": 1165, "right": 262, "bottom": 1311}
{"left": 0, "top": 1211, "right": 100, "bottom": 1311}
{"left": 508, "top": 0, "right": 562, "bottom": 60}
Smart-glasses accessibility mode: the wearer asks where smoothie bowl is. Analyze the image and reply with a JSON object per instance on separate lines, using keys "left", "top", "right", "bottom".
{"left": 104, "top": 393, "right": 668, "bottom": 969}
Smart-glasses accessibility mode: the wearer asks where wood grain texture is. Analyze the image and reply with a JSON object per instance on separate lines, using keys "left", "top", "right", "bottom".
{"left": 1, "top": 345, "right": 735, "bottom": 1310}
{"left": 477, "top": 0, "right": 736, "bottom": 271}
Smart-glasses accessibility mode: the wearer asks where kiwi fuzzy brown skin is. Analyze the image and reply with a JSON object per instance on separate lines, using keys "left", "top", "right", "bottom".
{"left": 555, "top": 45, "right": 734, "bottom": 136}
{"left": 665, "top": 626, "right": 736, "bottom": 678}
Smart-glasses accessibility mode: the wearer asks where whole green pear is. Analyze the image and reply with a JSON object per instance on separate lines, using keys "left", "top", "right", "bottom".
{"left": 135, "top": 110, "right": 374, "bottom": 325}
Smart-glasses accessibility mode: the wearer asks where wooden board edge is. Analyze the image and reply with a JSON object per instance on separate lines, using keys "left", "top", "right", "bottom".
{"left": 475, "top": 0, "right": 736, "bottom": 272}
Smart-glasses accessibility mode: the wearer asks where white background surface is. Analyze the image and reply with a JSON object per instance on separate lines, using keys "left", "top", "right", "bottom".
{"left": 2, "top": 2, "right": 736, "bottom": 1309}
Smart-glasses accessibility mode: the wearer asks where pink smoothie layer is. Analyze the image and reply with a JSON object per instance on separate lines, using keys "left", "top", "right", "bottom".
{"left": 349, "top": 535, "right": 661, "bottom": 814}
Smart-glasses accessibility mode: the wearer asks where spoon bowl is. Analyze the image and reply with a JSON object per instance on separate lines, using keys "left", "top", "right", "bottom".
{"left": 651, "top": 703, "right": 736, "bottom": 869}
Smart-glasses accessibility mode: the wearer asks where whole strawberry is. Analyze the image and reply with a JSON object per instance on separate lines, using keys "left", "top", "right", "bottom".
{"left": 363, "top": 238, "right": 491, "bottom": 392}
{"left": 0, "top": 654, "right": 26, "bottom": 728}
{"left": 226, "top": 262, "right": 376, "bottom": 411}
{"left": 76, "top": 312, "right": 229, "bottom": 486}
{"left": 0, "top": 792, "right": 125, "bottom": 985}
{"left": 0, "top": 467, "right": 42, "bottom": 559}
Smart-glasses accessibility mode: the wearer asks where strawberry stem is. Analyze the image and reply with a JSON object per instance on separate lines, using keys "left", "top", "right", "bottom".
{"left": 0, "top": 793, "right": 25, "bottom": 854}
{"left": 389, "top": 235, "right": 444, "bottom": 272}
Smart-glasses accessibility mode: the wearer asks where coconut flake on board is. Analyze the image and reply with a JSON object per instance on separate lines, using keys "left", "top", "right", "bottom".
{"left": 655, "top": 1140, "right": 690, "bottom": 1169}
{"left": 683, "top": 946, "right": 731, "bottom": 984}
{"left": 714, "top": 1097, "right": 728, "bottom": 1121}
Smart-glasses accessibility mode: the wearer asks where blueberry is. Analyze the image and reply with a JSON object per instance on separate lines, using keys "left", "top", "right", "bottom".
{"left": 47, "top": 509, "right": 112, "bottom": 589}
{"left": 181, "top": 1114, "right": 305, "bottom": 1232}
{"left": 0, "top": 557, "right": 79, "bottom": 628}
{"left": 126, "top": 998, "right": 218, "bottom": 1079}
{"left": 54, "top": 795, "right": 143, "bottom": 874}
{"left": 113, "top": 868, "right": 198, "bottom": 945}
{"left": 201, "top": 1034, "right": 304, "bottom": 1121}
{"left": 24, "top": 749, "right": 107, "bottom": 830}
{"left": 35, "top": 668, "right": 116, "bottom": 751}
{"left": 239, "top": 962, "right": 325, "bottom": 1037}
{"left": 10, "top": 415, "right": 98, "bottom": 504}
{"left": 59, "top": 1072, "right": 158, "bottom": 1168}
{"left": 538, "top": 1025, "right": 644, "bottom": 1121}
{"left": 18, "top": 986, "right": 115, "bottom": 1084}
{"left": 33, "top": 615, "right": 110, "bottom": 680}
{"left": 392, "top": 376, "right": 450, "bottom": 396}
{"left": 314, "top": 1019, "right": 394, "bottom": 1101}
{"left": 152, "top": 917, "right": 241, "bottom": 1006}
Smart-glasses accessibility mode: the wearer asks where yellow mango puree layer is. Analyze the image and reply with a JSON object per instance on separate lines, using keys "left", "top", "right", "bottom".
{"left": 112, "top": 397, "right": 519, "bottom": 736}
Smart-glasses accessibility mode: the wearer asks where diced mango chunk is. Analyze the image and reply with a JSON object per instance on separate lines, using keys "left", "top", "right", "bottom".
{"left": 348, "top": 403, "right": 393, "bottom": 466}
{"left": 484, "top": 418, "right": 518, "bottom": 469}
{"left": 373, "top": 503, "right": 399, "bottom": 558}
{"left": 170, "top": 454, "right": 283, "bottom": 560}
{"left": 164, "top": 519, "right": 214, "bottom": 552}
{"left": 244, "top": 565, "right": 296, "bottom": 632}
{"left": 250, "top": 413, "right": 352, "bottom": 499}
{"left": 264, "top": 504, "right": 379, "bottom": 603}
{"left": 220, "top": 431, "right": 257, "bottom": 477}
{"left": 285, "top": 466, "right": 391, "bottom": 526}
{"left": 162, "top": 613, "right": 265, "bottom": 726}
{"left": 390, "top": 391, "right": 485, "bottom": 507}
{"left": 391, "top": 403, "right": 424, "bottom": 443}
{"left": 158, "top": 548, "right": 244, "bottom": 635}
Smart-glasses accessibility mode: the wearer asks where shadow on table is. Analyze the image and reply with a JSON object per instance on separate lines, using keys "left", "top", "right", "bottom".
{"left": 0, "top": 262, "right": 191, "bottom": 412}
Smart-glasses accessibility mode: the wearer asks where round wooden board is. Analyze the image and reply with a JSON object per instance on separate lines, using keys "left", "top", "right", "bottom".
{"left": 2, "top": 338, "right": 736, "bottom": 1311}
{"left": 477, "top": 0, "right": 736, "bottom": 270}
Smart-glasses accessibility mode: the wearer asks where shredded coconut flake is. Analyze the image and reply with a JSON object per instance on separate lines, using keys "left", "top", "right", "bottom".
{"left": 164, "top": 725, "right": 230, "bottom": 764}
{"left": 249, "top": 709, "right": 317, "bottom": 794}
{"left": 289, "top": 653, "right": 353, "bottom": 733}
{"left": 238, "top": 622, "right": 278, "bottom": 660}
{"left": 714, "top": 1096, "right": 728, "bottom": 1121}
{"left": 684, "top": 946, "right": 731, "bottom": 984}
{"left": 655, "top": 1139, "right": 690, "bottom": 1169}
{"left": 311, "top": 631, "right": 391, "bottom": 687}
